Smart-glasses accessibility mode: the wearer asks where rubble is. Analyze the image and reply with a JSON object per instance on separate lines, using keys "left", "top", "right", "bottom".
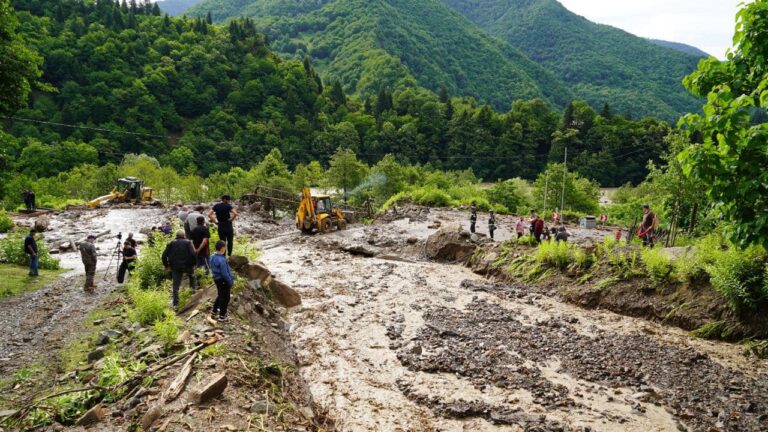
{"left": 425, "top": 223, "right": 477, "bottom": 262}
{"left": 193, "top": 372, "right": 228, "bottom": 404}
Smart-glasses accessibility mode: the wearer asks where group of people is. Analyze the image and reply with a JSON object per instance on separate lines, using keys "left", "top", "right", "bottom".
{"left": 468, "top": 204, "right": 657, "bottom": 246}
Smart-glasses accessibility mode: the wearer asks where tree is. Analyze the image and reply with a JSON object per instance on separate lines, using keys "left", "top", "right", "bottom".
{"left": 0, "top": 0, "right": 43, "bottom": 115}
{"left": 326, "top": 148, "right": 368, "bottom": 201}
{"left": 532, "top": 163, "right": 600, "bottom": 215}
{"left": 679, "top": 0, "right": 768, "bottom": 247}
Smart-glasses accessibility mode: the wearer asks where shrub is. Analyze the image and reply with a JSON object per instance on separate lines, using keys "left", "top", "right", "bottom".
{"left": 535, "top": 240, "right": 574, "bottom": 269}
{"left": 606, "top": 248, "right": 642, "bottom": 279}
{"left": 153, "top": 311, "right": 180, "bottom": 348}
{"left": 0, "top": 230, "right": 59, "bottom": 269}
{"left": 690, "top": 321, "right": 733, "bottom": 340}
{"left": 705, "top": 244, "right": 767, "bottom": 313}
{"left": 673, "top": 250, "right": 707, "bottom": 284}
{"left": 232, "top": 235, "right": 261, "bottom": 262}
{"left": 641, "top": 248, "right": 674, "bottom": 284}
{"left": 0, "top": 211, "right": 13, "bottom": 233}
{"left": 127, "top": 280, "right": 169, "bottom": 325}
{"left": 132, "top": 232, "right": 170, "bottom": 289}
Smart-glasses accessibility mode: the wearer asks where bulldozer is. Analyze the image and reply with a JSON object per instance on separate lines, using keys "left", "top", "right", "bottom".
{"left": 88, "top": 177, "right": 156, "bottom": 208}
{"left": 296, "top": 187, "right": 347, "bottom": 233}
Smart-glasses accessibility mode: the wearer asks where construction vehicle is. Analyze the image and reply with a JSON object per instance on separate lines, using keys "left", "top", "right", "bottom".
{"left": 88, "top": 177, "right": 156, "bottom": 208}
{"left": 296, "top": 187, "right": 348, "bottom": 233}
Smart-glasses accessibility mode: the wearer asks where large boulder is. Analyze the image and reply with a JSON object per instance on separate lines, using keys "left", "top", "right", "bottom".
{"left": 34, "top": 215, "right": 50, "bottom": 232}
{"left": 244, "top": 262, "right": 271, "bottom": 284}
{"left": 425, "top": 223, "right": 477, "bottom": 263}
{"left": 268, "top": 279, "right": 301, "bottom": 308}
{"left": 228, "top": 255, "right": 249, "bottom": 272}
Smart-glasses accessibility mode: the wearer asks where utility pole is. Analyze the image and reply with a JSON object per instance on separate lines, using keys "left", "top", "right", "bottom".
{"left": 543, "top": 171, "right": 550, "bottom": 212}
{"left": 560, "top": 147, "right": 567, "bottom": 211}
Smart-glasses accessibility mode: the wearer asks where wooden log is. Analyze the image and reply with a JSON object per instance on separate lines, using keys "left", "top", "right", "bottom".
{"left": 163, "top": 354, "right": 196, "bottom": 402}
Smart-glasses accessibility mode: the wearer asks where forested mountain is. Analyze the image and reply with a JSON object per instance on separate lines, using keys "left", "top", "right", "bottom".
{"left": 648, "top": 39, "right": 710, "bottom": 57}
{"left": 2, "top": 0, "right": 671, "bottom": 190}
{"left": 156, "top": 0, "right": 201, "bottom": 15}
{"left": 440, "top": 0, "right": 705, "bottom": 121}
{"left": 187, "top": 0, "right": 574, "bottom": 110}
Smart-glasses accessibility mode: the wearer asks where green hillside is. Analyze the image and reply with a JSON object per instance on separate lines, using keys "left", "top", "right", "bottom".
{"left": 188, "top": 0, "right": 574, "bottom": 110}
{"left": 440, "top": 0, "right": 704, "bottom": 121}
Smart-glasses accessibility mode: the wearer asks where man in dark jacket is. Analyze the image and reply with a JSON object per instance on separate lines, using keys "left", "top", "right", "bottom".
{"left": 533, "top": 215, "right": 545, "bottom": 244}
{"left": 162, "top": 230, "right": 197, "bottom": 310}
{"left": 24, "top": 229, "right": 39, "bottom": 276}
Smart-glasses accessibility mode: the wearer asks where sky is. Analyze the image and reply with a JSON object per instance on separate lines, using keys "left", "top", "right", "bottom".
{"left": 557, "top": 0, "right": 741, "bottom": 59}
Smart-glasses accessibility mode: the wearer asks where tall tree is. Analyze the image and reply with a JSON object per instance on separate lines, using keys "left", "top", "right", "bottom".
{"left": 679, "top": 0, "right": 768, "bottom": 248}
{"left": 0, "top": 0, "right": 43, "bottom": 115}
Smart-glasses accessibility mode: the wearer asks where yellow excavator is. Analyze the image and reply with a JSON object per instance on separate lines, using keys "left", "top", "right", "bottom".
{"left": 88, "top": 177, "right": 156, "bottom": 208}
{"left": 296, "top": 187, "right": 347, "bottom": 233}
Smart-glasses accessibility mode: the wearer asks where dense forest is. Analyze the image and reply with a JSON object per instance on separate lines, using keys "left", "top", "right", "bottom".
{"left": 187, "top": 0, "right": 573, "bottom": 110}
{"left": 441, "top": 0, "right": 704, "bottom": 121}
{"left": 0, "top": 0, "right": 671, "bottom": 205}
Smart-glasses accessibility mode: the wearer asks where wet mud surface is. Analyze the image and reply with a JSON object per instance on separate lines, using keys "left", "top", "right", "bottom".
{"left": 260, "top": 209, "right": 768, "bottom": 432}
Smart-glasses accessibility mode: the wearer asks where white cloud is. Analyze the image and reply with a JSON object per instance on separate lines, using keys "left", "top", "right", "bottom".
{"left": 557, "top": 0, "right": 740, "bottom": 58}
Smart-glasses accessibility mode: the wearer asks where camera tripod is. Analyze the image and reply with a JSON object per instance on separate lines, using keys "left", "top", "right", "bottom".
{"left": 103, "top": 233, "right": 123, "bottom": 280}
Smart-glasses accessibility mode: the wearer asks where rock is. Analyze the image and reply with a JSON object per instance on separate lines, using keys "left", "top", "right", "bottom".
{"left": 137, "top": 344, "right": 162, "bottom": 358}
{"left": 140, "top": 404, "right": 163, "bottom": 430}
{"left": 87, "top": 346, "right": 106, "bottom": 362}
{"left": 299, "top": 406, "right": 314, "bottom": 420}
{"left": 244, "top": 263, "right": 271, "bottom": 283}
{"left": 92, "top": 319, "right": 104, "bottom": 326}
{"left": 409, "top": 344, "right": 423, "bottom": 355}
{"left": 250, "top": 400, "right": 270, "bottom": 414}
{"left": 59, "top": 241, "right": 73, "bottom": 251}
{"left": 106, "top": 329, "right": 123, "bottom": 339}
{"left": 0, "top": 409, "right": 19, "bottom": 418}
{"left": 342, "top": 245, "right": 377, "bottom": 257}
{"left": 425, "top": 223, "right": 477, "bottom": 263}
{"left": 175, "top": 330, "right": 191, "bottom": 345}
{"left": 228, "top": 255, "right": 249, "bottom": 271}
{"left": 34, "top": 215, "right": 50, "bottom": 232}
{"left": 406, "top": 237, "right": 419, "bottom": 245}
{"left": 193, "top": 373, "right": 228, "bottom": 404}
{"left": 95, "top": 332, "right": 110, "bottom": 346}
{"left": 268, "top": 279, "right": 302, "bottom": 308}
{"left": 75, "top": 404, "right": 104, "bottom": 426}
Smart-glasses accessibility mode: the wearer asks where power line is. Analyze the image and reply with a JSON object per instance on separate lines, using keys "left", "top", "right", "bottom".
{"left": 0, "top": 115, "right": 167, "bottom": 139}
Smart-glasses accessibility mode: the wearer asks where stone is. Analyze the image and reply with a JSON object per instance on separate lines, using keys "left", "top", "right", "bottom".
{"left": 268, "top": 279, "right": 301, "bottom": 308}
{"left": 250, "top": 400, "right": 270, "bottom": 414}
{"left": 95, "top": 332, "right": 110, "bottom": 346}
{"left": 228, "top": 255, "right": 249, "bottom": 271}
{"left": 137, "top": 344, "right": 162, "bottom": 358}
{"left": 406, "top": 237, "right": 419, "bottom": 245}
{"left": 34, "top": 215, "right": 50, "bottom": 232}
{"left": 74, "top": 404, "right": 104, "bottom": 426}
{"left": 244, "top": 263, "right": 271, "bottom": 283}
{"left": 425, "top": 223, "right": 477, "bottom": 263}
{"left": 87, "top": 346, "right": 106, "bottom": 362}
{"left": 193, "top": 373, "right": 228, "bottom": 404}
{"left": 140, "top": 404, "right": 163, "bottom": 430}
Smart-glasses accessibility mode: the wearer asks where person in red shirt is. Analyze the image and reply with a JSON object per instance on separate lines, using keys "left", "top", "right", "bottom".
{"left": 552, "top": 208, "right": 561, "bottom": 225}
{"left": 533, "top": 215, "right": 545, "bottom": 243}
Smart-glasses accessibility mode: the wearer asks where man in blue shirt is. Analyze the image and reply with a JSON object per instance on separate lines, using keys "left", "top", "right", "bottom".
{"left": 24, "top": 229, "right": 39, "bottom": 276}
{"left": 209, "top": 240, "right": 234, "bottom": 322}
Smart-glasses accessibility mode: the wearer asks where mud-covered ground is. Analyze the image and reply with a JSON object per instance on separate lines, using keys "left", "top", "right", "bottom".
{"left": 4, "top": 206, "right": 768, "bottom": 431}
{"left": 260, "top": 208, "right": 768, "bottom": 431}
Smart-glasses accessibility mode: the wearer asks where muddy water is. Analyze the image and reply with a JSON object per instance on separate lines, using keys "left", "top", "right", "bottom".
{"left": 259, "top": 215, "right": 768, "bottom": 432}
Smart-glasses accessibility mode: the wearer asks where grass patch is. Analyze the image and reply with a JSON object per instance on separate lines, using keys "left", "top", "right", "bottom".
{"left": 641, "top": 248, "right": 674, "bottom": 284}
{"left": 153, "top": 311, "right": 180, "bottom": 348}
{"left": 690, "top": 321, "right": 735, "bottom": 340}
{"left": 0, "top": 264, "right": 64, "bottom": 299}
{"left": 127, "top": 279, "right": 169, "bottom": 325}
{"left": 592, "top": 275, "right": 621, "bottom": 292}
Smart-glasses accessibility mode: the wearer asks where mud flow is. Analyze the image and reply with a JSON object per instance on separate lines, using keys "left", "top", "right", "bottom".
{"left": 260, "top": 211, "right": 768, "bottom": 432}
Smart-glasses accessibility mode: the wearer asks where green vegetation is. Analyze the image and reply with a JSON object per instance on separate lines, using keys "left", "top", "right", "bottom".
{"left": 153, "top": 311, "right": 181, "bottom": 348}
{"left": 0, "top": 230, "right": 59, "bottom": 269}
{"left": 0, "top": 264, "right": 62, "bottom": 298}
{"left": 690, "top": 321, "right": 734, "bottom": 340}
{"left": 126, "top": 279, "right": 168, "bottom": 325}
{"left": 189, "top": 0, "right": 572, "bottom": 110}
{"left": 679, "top": 0, "right": 768, "bottom": 249}
{"left": 0, "top": 210, "right": 13, "bottom": 232}
{"left": 0, "top": 0, "right": 43, "bottom": 115}
{"left": 441, "top": 0, "right": 703, "bottom": 121}
{"left": 641, "top": 248, "right": 674, "bottom": 284}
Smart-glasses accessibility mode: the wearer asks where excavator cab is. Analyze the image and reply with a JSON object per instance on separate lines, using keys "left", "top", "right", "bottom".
{"left": 117, "top": 178, "right": 143, "bottom": 202}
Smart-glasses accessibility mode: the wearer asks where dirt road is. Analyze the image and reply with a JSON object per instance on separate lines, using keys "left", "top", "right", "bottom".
{"left": 260, "top": 211, "right": 768, "bottom": 431}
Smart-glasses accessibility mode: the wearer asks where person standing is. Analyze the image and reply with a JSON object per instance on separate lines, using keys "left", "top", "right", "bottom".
{"left": 600, "top": 213, "right": 609, "bottom": 227}
{"left": 209, "top": 195, "right": 238, "bottom": 256}
{"left": 161, "top": 230, "right": 197, "bottom": 311}
{"left": 24, "top": 228, "right": 39, "bottom": 277}
{"left": 79, "top": 235, "right": 98, "bottom": 291}
{"left": 552, "top": 208, "right": 561, "bottom": 226}
{"left": 178, "top": 207, "right": 190, "bottom": 238}
{"left": 126, "top": 232, "right": 138, "bottom": 249}
{"left": 488, "top": 211, "right": 496, "bottom": 240}
{"left": 117, "top": 240, "right": 137, "bottom": 284}
{"left": 469, "top": 203, "right": 478, "bottom": 234}
{"left": 515, "top": 217, "right": 525, "bottom": 239}
{"left": 555, "top": 226, "right": 570, "bottom": 242}
{"left": 638, "top": 204, "right": 659, "bottom": 248}
{"left": 533, "top": 215, "right": 545, "bottom": 244}
{"left": 210, "top": 240, "right": 234, "bottom": 322}
{"left": 191, "top": 215, "right": 211, "bottom": 275}
{"left": 29, "top": 190, "right": 36, "bottom": 211}
{"left": 529, "top": 209, "right": 538, "bottom": 235}
{"left": 186, "top": 206, "right": 206, "bottom": 233}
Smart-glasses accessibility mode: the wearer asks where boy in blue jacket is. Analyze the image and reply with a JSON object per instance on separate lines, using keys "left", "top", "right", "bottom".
{"left": 210, "top": 240, "right": 234, "bottom": 321}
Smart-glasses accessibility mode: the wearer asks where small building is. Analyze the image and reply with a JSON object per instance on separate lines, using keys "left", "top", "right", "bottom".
{"left": 579, "top": 215, "right": 597, "bottom": 229}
